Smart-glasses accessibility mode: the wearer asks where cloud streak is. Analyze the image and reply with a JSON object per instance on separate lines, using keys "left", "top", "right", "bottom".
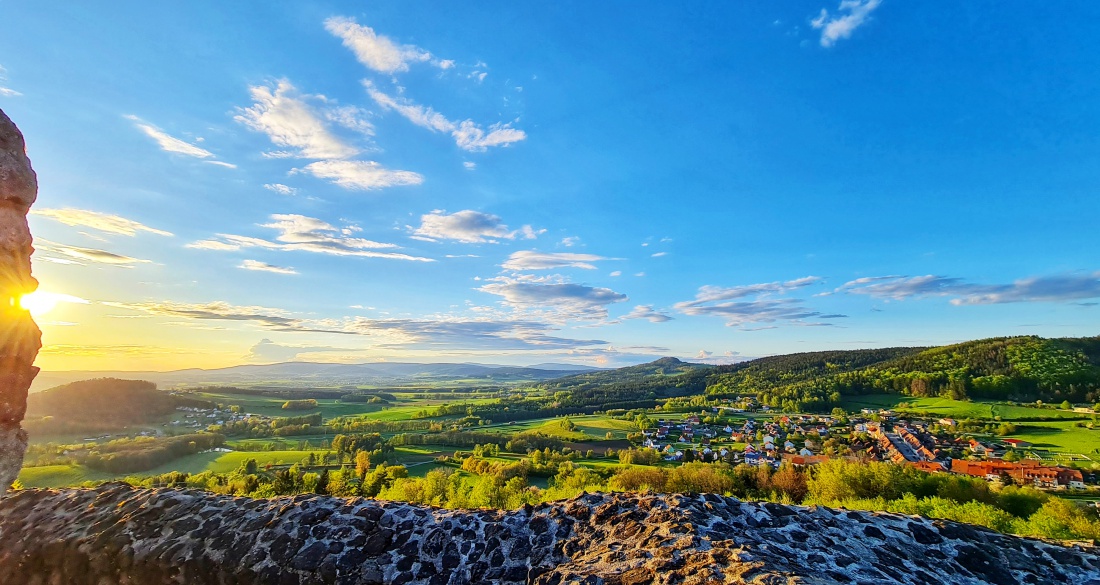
{"left": 413, "top": 210, "right": 539, "bottom": 243}
{"left": 478, "top": 275, "right": 628, "bottom": 321}
{"left": 502, "top": 251, "right": 614, "bottom": 271}
{"left": 675, "top": 276, "right": 840, "bottom": 327}
{"left": 235, "top": 79, "right": 362, "bottom": 160}
{"left": 293, "top": 160, "right": 422, "bottom": 191}
{"left": 32, "top": 208, "right": 173, "bottom": 237}
{"left": 125, "top": 115, "right": 233, "bottom": 167}
{"left": 108, "top": 299, "right": 607, "bottom": 351}
{"left": 811, "top": 0, "right": 882, "bottom": 47}
{"left": 365, "top": 83, "right": 526, "bottom": 151}
{"left": 239, "top": 260, "right": 298, "bottom": 275}
{"left": 37, "top": 240, "right": 151, "bottom": 267}
{"left": 324, "top": 17, "right": 441, "bottom": 74}
{"left": 189, "top": 214, "right": 433, "bottom": 262}
{"left": 838, "top": 272, "right": 1100, "bottom": 306}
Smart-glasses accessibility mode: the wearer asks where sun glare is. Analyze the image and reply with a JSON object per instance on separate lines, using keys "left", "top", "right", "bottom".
{"left": 19, "top": 291, "right": 88, "bottom": 317}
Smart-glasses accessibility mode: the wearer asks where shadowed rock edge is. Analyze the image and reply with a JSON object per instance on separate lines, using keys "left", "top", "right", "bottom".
{"left": 0, "top": 108, "right": 41, "bottom": 495}
{"left": 1, "top": 486, "right": 1098, "bottom": 584}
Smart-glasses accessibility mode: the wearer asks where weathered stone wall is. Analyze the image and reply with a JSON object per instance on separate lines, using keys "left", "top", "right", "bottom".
{"left": 1, "top": 485, "right": 1098, "bottom": 585}
{"left": 0, "top": 109, "right": 40, "bottom": 495}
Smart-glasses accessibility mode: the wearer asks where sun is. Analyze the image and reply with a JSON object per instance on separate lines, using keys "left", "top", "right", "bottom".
{"left": 18, "top": 291, "right": 88, "bottom": 318}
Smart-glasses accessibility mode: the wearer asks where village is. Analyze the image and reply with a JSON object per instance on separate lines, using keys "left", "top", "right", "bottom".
{"left": 640, "top": 404, "right": 1090, "bottom": 490}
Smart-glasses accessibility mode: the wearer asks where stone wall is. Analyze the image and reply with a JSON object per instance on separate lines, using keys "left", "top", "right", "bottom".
{"left": 0, "top": 108, "right": 40, "bottom": 495}
{"left": 1, "top": 485, "right": 1098, "bottom": 584}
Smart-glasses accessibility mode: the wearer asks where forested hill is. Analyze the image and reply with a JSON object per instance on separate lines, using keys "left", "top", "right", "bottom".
{"left": 706, "top": 336, "right": 1100, "bottom": 411}
{"left": 535, "top": 357, "right": 713, "bottom": 407}
{"left": 26, "top": 378, "right": 214, "bottom": 425}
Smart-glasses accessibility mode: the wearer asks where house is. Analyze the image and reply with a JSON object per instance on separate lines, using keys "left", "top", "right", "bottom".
{"left": 1001, "top": 439, "right": 1032, "bottom": 449}
{"left": 784, "top": 440, "right": 796, "bottom": 452}
{"left": 968, "top": 439, "right": 989, "bottom": 455}
{"left": 799, "top": 447, "right": 813, "bottom": 457}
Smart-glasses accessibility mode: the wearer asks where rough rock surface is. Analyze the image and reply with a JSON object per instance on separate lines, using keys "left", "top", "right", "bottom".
{"left": 0, "top": 108, "right": 41, "bottom": 495}
{"left": 1, "top": 485, "right": 1097, "bottom": 584}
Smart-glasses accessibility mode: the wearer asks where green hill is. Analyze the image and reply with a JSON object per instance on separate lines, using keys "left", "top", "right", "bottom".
{"left": 26, "top": 378, "right": 214, "bottom": 432}
{"left": 706, "top": 336, "right": 1100, "bottom": 411}
{"left": 537, "top": 357, "right": 713, "bottom": 408}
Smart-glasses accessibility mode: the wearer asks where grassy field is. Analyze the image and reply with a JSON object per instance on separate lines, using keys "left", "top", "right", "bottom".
{"left": 1005, "top": 422, "right": 1100, "bottom": 455}
{"left": 839, "top": 395, "right": 1090, "bottom": 421}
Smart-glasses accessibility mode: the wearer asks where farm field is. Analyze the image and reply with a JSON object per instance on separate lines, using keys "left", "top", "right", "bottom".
{"left": 1005, "top": 421, "right": 1100, "bottom": 456}
{"left": 839, "top": 395, "right": 1091, "bottom": 421}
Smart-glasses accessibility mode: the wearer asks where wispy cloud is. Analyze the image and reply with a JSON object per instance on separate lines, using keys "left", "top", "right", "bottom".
{"left": 264, "top": 183, "right": 299, "bottom": 196}
{"left": 235, "top": 79, "right": 364, "bottom": 159}
{"left": 247, "top": 338, "right": 355, "bottom": 362}
{"left": 478, "top": 274, "right": 628, "bottom": 321}
{"left": 239, "top": 259, "right": 298, "bottom": 275}
{"left": 32, "top": 208, "right": 173, "bottom": 237}
{"left": 105, "top": 300, "right": 323, "bottom": 331}
{"left": 188, "top": 214, "right": 433, "bottom": 262}
{"left": 675, "top": 276, "right": 840, "bottom": 327}
{"left": 109, "top": 298, "right": 607, "bottom": 350}
{"left": 412, "top": 210, "right": 540, "bottom": 243}
{"left": 618, "top": 305, "right": 673, "bottom": 323}
{"left": 502, "top": 251, "right": 614, "bottom": 271}
{"left": 811, "top": 0, "right": 882, "bottom": 47}
{"left": 37, "top": 240, "right": 152, "bottom": 267}
{"left": 345, "top": 316, "right": 608, "bottom": 350}
{"left": 292, "top": 160, "right": 423, "bottom": 191}
{"left": 838, "top": 271, "right": 1100, "bottom": 306}
{"left": 692, "top": 276, "right": 823, "bottom": 302}
{"left": 125, "top": 115, "right": 234, "bottom": 166}
{"left": 365, "top": 82, "right": 526, "bottom": 151}
{"left": 0, "top": 65, "right": 20, "bottom": 97}
{"left": 324, "top": 16, "right": 445, "bottom": 74}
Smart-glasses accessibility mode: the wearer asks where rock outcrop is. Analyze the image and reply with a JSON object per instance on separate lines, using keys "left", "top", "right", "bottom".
{"left": 0, "top": 108, "right": 40, "bottom": 495}
{"left": 1, "top": 485, "right": 1097, "bottom": 584}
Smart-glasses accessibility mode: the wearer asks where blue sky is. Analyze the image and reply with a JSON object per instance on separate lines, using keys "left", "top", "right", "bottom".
{"left": 2, "top": 1, "right": 1099, "bottom": 371}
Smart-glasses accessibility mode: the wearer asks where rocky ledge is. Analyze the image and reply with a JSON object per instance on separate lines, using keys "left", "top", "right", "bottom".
{"left": 0, "top": 484, "right": 1098, "bottom": 584}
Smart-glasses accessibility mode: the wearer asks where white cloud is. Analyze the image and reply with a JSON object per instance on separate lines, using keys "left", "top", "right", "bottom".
{"left": 125, "top": 115, "right": 222, "bottom": 161}
{"left": 235, "top": 79, "right": 360, "bottom": 159}
{"left": 502, "top": 251, "right": 613, "bottom": 271}
{"left": 811, "top": 0, "right": 882, "bottom": 47}
{"left": 610, "top": 271, "right": 622, "bottom": 277}
{"left": 0, "top": 65, "right": 19, "bottom": 97}
{"left": 264, "top": 183, "right": 299, "bottom": 196}
{"left": 37, "top": 240, "right": 151, "bottom": 267}
{"left": 651, "top": 252, "right": 667, "bottom": 258}
{"left": 413, "top": 210, "right": 539, "bottom": 243}
{"left": 560, "top": 237, "right": 580, "bottom": 247}
{"left": 365, "top": 82, "right": 526, "bottom": 151}
{"left": 324, "top": 16, "right": 439, "bottom": 74}
{"left": 247, "top": 338, "right": 354, "bottom": 362}
{"left": 837, "top": 272, "right": 1100, "bottom": 306}
{"left": 32, "top": 208, "right": 172, "bottom": 237}
{"left": 239, "top": 260, "right": 298, "bottom": 275}
{"left": 294, "top": 160, "right": 423, "bottom": 190}
{"left": 692, "top": 276, "right": 823, "bottom": 302}
{"left": 478, "top": 275, "right": 628, "bottom": 321}
{"left": 619, "top": 305, "right": 673, "bottom": 323}
{"left": 463, "top": 161, "right": 477, "bottom": 170}
{"left": 675, "top": 276, "right": 843, "bottom": 327}
{"left": 204, "top": 160, "right": 237, "bottom": 169}
{"left": 188, "top": 214, "right": 433, "bottom": 262}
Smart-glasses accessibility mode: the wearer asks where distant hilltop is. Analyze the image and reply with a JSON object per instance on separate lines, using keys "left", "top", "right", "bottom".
{"left": 30, "top": 361, "right": 607, "bottom": 393}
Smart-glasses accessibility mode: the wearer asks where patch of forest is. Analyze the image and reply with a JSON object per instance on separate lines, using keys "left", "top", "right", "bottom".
{"left": 705, "top": 336, "right": 1100, "bottom": 411}
{"left": 25, "top": 378, "right": 215, "bottom": 430}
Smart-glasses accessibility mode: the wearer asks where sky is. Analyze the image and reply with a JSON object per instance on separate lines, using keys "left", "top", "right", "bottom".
{"left": 2, "top": 1, "right": 1099, "bottom": 372}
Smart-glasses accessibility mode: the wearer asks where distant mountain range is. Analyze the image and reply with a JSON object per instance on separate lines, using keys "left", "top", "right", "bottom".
{"left": 30, "top": 361, "right": 605, "bottom": 392}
